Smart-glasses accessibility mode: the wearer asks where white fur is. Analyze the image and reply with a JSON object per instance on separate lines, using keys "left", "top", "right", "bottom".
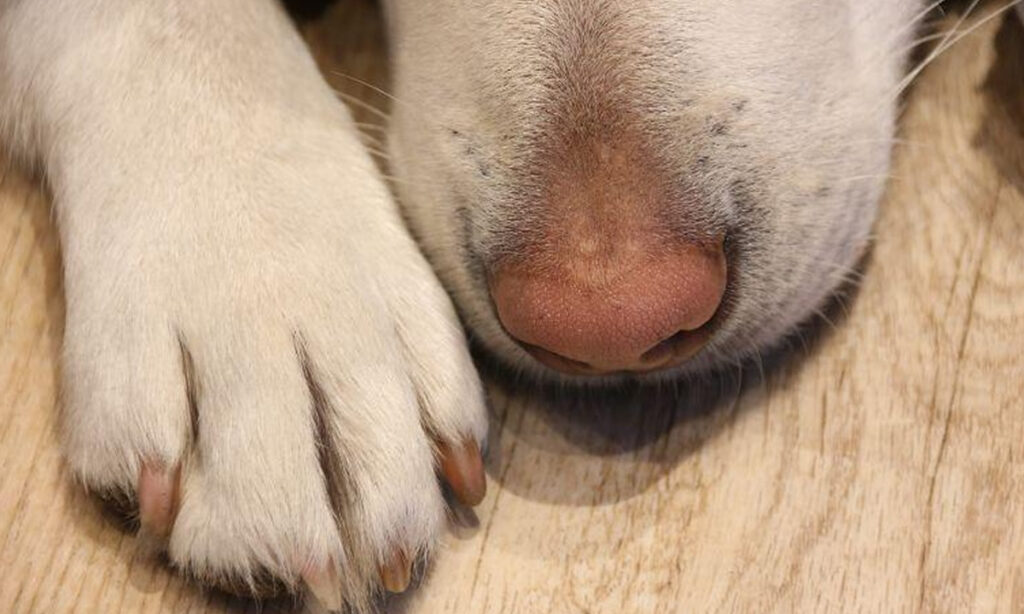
{"left": 0, "top": 0, "right": 485, "bottom": 607}
{"left": 384, "top": 0, "right": 927, "bottom": 380}
{"left": 6, "top": 0, "right": 1002, "bottom": 609}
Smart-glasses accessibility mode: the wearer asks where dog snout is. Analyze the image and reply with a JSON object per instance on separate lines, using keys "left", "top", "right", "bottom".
{"left": 436, "top": 7, "right": 748, "bottom": 378}
{"left": 486, "top": 127, "right": 727, "bottom": 376}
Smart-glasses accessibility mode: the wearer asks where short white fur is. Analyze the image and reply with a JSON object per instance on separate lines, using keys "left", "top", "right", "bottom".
{"left": 2, "top": 0, "right": 977, "bottom": 610}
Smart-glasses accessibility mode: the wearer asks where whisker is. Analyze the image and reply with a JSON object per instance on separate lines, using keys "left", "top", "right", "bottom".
{"left": 748, "top": 342, "right": 767, "bottom": 387}
{"left": 333, "top": 90, "right": 391, "bottom": 121}
{"left": 332, "top": 72, "right": 401, "bottom": 106}
{"left": 333, "top": 71, "right": 445, "bottom": 130}
{"left": 363, "top": 146, "right": 392, "bottom": 160}
{"left": 886, "top": 0, "right": 1020, "bottom": 104}
{"left": 833, "top": 173, "right": 898, "bottom": 185}
{"left": 355, "top": 131, "right": 386, "bottom": 150}
{"left": 353, "top": 122, "right": 387, "bottom": 133}
{"left": 887, "top": 0, "right": 948, "bottom": 49}
{"left": 376, "top": 174, "right": 420, "bottom": 188}
{"left": 811, "top": 306, "right": 841, "bottom": 334}
{"left": 897, "top": 30, "right": 952, "bottom": 56}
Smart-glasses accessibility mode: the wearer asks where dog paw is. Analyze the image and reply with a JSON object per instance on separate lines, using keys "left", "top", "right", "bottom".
{"left": 58, "top": 123, "right": 487, "bottom": 611}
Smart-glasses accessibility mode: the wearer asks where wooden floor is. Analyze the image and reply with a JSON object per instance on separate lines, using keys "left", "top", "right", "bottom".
{"left": 3, "top": 3, "right": 1024, "bottom": 613}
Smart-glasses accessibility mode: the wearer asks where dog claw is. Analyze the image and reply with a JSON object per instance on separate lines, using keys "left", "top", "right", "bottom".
{"left": 380, "top": 549, "right": 411, "bottom": 593}
{"left": 138, "top": 461, "right": 180, "bottom": 541}
{"left": 302, "top": 561, "right": 343, "bottom": 612}
{"left": 438, "top": 439, "right": 486, "bottom": 507}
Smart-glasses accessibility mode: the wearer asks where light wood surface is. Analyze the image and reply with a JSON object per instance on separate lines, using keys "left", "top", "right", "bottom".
{"left": 3, "top": 3, "right": 1023, "bottom": 613}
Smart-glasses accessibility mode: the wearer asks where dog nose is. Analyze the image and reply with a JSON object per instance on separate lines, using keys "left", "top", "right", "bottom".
{"left": 489, "top": 239, "right": 727, "bottom": 375}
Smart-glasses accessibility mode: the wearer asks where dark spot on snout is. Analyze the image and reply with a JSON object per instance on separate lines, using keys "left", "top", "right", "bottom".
{"left": 450, "top": 129, "right": 493, "bottom": 178}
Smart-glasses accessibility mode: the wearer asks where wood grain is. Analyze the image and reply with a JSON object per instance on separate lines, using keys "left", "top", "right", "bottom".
{"left": 2, "top": 3, "right": 1023, "bottom": 613}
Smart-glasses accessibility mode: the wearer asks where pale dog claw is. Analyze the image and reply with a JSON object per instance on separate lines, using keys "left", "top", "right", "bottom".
{"left": 137, "top": 462, "right": 180, "bottom": 542}
{"left": 380, "top": 549, "right": 411, "bottom": 594}
{"left": 302, "top": 561, "right": 343, "bottom": 612}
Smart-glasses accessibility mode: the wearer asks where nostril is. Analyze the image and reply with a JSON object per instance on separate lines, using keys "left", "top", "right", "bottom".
{"left": 518, "top": 322, "right": 716, "bottom": 376}
{"left": 639, "top": 325, "right": 714, "bottom": 370}
{"left": 519, "top": 343, "right": 602, "bottom": 376}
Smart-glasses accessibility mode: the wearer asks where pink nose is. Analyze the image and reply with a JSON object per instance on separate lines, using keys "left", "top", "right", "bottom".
{"left": 489, "top": 240, "right": 727, "bottom": 375}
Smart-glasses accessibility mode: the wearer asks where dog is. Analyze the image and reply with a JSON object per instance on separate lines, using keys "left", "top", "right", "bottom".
{"left": 1, "top": 0, "right": 1018, "bottom": 610}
